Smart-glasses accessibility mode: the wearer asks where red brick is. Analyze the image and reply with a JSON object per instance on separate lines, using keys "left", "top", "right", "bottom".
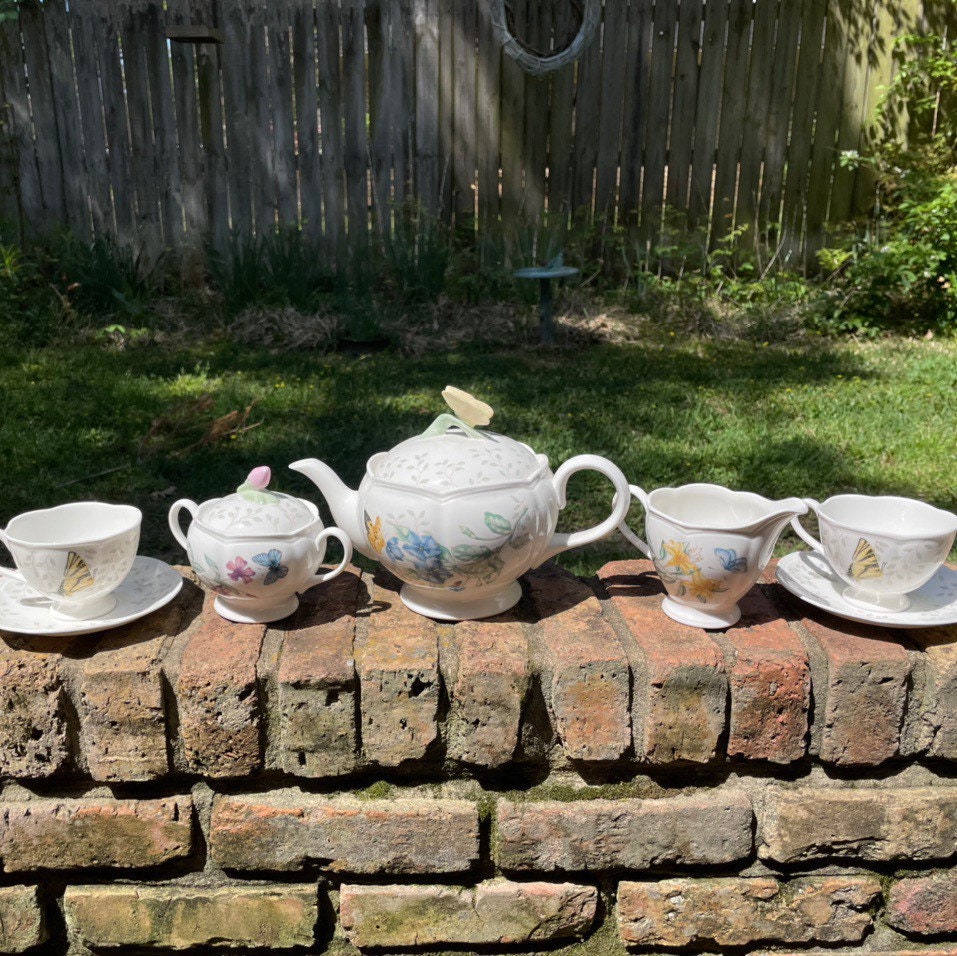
{"left": 887, "top": 874, "right": 957, "bottom": 937}
{"left": 526, "top": 566, "right": 631, "bottom": 762}
{"left": 600, "top": 560, "right": 727, "bottom": 763}
{"left": 355, "top": 573, "right": 439, "bottom": 766}
{"left": 496, "top": 791, "right": 753, "bottom": 871}
{"left": 713, "top": 588, "right": 809, "bottom": 763}
{"left": 340, "top": 880, "right": 597, "bottom": 949}
{"left": 618, "top": 876, "right": 880, "bottom": 948}
{"left": 440, "top": 614, "right": 529, "bottom": 767}
{"left": 275, "top": 568, "right": 360, "bottom": 777}
{"left": 0, "top": 886, "right": 47, "bottom": 952}
{"left": 0, "top": 638, "right": 68, "bottom": 778}
{"left": 176, "top": 594, "right": 264, "bottom": 777}
{"left": 64, "top": 883, "right": 317, "bottom": 950}
{"left": 210, "top": 792, "right": 477, "bottom": 873}
{"left": 909, "top": 625, "right": 957, "bottom": 759}
{"left": 797, "top": 611, "right": 912, "bottom": 765}
{"left": 77, "top": 591, "right": 190, "bottom": 781}
{"left": 1, "top": 796, "right": 192, "bottom": 871}
{"left": 760, "top": 786, "right": 957, "bottom": 863}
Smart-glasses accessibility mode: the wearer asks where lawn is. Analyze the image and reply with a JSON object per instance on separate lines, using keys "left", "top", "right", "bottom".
{"left": 1, "top": 334, "right": 955, "bottom": 577}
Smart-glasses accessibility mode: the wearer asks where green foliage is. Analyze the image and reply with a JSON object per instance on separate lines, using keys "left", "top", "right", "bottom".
{"left": 380, "top": 210, "right": 451, "bottom": 308}
{"left": 817, "top": 34, "right": 957, "bottom": 336}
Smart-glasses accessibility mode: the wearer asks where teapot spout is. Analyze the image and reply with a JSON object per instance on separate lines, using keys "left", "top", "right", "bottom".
{"left": 289, "top": 459, "right": 372, "bottom": 559}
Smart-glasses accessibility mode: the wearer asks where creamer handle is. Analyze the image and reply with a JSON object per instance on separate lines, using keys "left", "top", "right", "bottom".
{"left": 309, "top": 527, "right": 353, "bottom": 585}
{"left": 538, "top": 455, "right": 631, "bottom": 563}
{"left": 790, "top": 498, "right": 824, "bottom": 552}
{"left": 0, "top": 530, "right": 25, "bottom": 585}
{"left": 617, "top": 485, "right": 654, "bottom": 559}
{"left": 168, "top": 500, "right": 199, "bottom": 552}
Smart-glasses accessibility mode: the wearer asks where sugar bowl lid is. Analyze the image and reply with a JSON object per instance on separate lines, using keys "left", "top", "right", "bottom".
{"left": 196, "top": 466, "right": 318, "bottom": 537}
{"left": 369, "top": 387, "right": 546, "bottom": 494}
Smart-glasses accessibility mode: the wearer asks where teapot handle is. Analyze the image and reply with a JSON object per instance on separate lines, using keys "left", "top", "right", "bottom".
{"left": 790, "top": 498, "right": 824, "bottom": 552}
{"left": 538, "top": 455, "right": 631, "bottom": 563}
{"left": 168, "top": 499, "right": 199, "bottom": 552}
{"left": 0, "top": 530, "right": 26, "bottom": 585}
{"left": 309, "top": 527, "right": 353, "bottom": 586}
{"left": 616, "top": 485, "right": 654, "bottom": 559}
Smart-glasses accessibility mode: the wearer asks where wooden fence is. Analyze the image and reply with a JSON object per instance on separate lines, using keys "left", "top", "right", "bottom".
{"left": 0, "top": 0, "right": 950, "bottom": 269}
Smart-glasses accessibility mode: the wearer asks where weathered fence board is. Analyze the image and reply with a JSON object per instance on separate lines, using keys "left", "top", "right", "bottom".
{"left": 0, "top": 0, "right": 951, "bottom": 269}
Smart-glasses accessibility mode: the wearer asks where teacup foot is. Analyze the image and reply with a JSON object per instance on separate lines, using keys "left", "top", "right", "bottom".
{"left": 51, "top": 593, "right": 117, "bottom": 621}
{"left": 661, "top": 597, "right": 741, "bottom": 630}
{"left": 214, "top": 594, "right": 300, "bottom": 624}
{"left": 841, "top": 587, "right": 910, "bottom": 613}
{"left": 400, "top": 580, "right": 522, "bottom": 621}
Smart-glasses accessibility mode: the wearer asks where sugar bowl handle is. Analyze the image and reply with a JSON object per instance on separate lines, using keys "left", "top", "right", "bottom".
{"left": 168, "top": 500, "right": 199, "bottom": 551}
{"left": 790, "top": 498, "right": 824, "bottom": 552}
{"left": 616, "top": 485, "right": 654, "bottom": 559}
{"left": 539, "top": 455, "right": 631, "bottom": 563}
{"left": 0, "top": 530, "right": 26, "bottom": 585}
{"left": 310, "top": 527, "right": 353, "bottom": 585}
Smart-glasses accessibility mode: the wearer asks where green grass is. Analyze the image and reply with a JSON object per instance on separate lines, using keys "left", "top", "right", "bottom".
{"left": 1, "top": 335, "right": 954, "bottom": 576}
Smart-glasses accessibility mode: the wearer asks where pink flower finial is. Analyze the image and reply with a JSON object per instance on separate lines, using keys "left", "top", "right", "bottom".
{"left": 248, "top": 466, "right": 271, "bottom": 490}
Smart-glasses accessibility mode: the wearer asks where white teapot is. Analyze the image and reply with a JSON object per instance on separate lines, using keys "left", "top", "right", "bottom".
{"left": 169, "top": 466, "right": 352, "bottom": 623}
{"left": 291, "top": 388, "right": 630, "bottom": 621}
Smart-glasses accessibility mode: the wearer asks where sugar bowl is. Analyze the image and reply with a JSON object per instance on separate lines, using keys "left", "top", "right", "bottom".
{"left": 169, "top": 466, "right": 352, "bottom": 623}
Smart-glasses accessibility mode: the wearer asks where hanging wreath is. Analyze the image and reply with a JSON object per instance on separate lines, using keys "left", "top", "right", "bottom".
{"left": 490, "top": 0, "right": 601, "bottom": 76}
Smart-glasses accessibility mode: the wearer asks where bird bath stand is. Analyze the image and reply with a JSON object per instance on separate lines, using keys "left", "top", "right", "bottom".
{"left": 513, "top": 262, "right": 580, "bottom": 345}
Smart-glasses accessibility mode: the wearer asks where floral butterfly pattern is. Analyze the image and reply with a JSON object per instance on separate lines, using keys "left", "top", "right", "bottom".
{"left": 253, "top": 549, "right": 289, "bottom": 586}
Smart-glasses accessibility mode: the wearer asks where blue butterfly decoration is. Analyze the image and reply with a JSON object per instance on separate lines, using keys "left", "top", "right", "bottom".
{"left": 715, "top": 547, "right": 749, "bottom": 573}
{"left": 253, "top": 549, "right": 289, "bottom": 586}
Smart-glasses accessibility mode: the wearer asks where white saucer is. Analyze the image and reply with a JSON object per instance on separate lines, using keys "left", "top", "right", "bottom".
{"left": 0, "top": 556, "right": 183, "bottom": 636}
{"left": 776, "top": 550, "right": 957, "bottom": 629}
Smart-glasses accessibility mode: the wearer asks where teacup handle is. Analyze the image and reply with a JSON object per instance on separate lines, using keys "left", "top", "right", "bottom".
{"left": 538, "top": 455, "right": 631, "bottom": 563}
{"left": 310, "top": 527, "right": 353, "bottom": 585}
{"left": 0, "top": 530, "right": 26, "bottom": 585}
{"left": 616, "top": 485, "right": 654, "bottom": 559}
{"left": 790, "top": 498, "right": 824, "bottom": 551}
{"left": 168, "top": 499, "right": 199, "bottom": 551}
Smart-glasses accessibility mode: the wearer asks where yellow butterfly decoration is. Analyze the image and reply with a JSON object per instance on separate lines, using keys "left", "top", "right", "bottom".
{"left": 848, "top": 538, "right": 883, "bottom": 581}
{"left": 442, "top": 386, "right": 494, "bottom": 427}
{"left": 60, "top": 551, "right": 95, "bottom": 596}
{"left": 364, "top": 512, "right": 385, "bottom": 553}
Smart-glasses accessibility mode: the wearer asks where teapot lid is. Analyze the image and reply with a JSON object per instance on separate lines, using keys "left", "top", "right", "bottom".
{"left": 369, "top": 388, "right": 546, "bottom": 495}
{"left": 196, "top": 466, "right": 318, "bottom": 537}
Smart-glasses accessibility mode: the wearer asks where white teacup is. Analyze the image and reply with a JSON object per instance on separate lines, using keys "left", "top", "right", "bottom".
{"left": 791, "top": 494, "right": 957, "bottom": 612}
{"left": 0, "top": 502, "right": 142, "bottom": 619}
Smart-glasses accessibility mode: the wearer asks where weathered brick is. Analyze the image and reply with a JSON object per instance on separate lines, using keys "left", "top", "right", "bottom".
{"left": 798, "top": 612, "right": 912, "bottom": 765}
{"left": 1, "top": 796, "right": 192, "bottom": 872}
{"left": 64, "top": 884, "right": 317, "bottom": 950}
{"left": 177, "top": 595, "right": 264, "bottom": 777}
{"left": 714, "top": 588, "right": 809, "bottom": 763}
{"left": 0, "top": 885, "right": 47, "bottom": 952}
{"left": 617, "top": 876, "right": 880, "bottom": 949}
{"left": 77, "top": 594, "right": 186, "bottom": 781}
{"left": 210, "top": 792, "right": 478, "bottom": 873}
{"left": 354, "top": 573, "right": 439, "bottom": 766}
{"left": 600, "top": 560, "right": 727, "bottom": 763}
{"left": 496, "top": 791, "right": 753, "bottom": 871}
{"left": 439, "top": 614, "right": 529, "bottom": 767}
{"left": 0, "top": 639, "right": 68, "bottom": 778}
{"left": 887, "top": 874, "right": 957, "bottom": 937}
{"left": 276, "top": 569, "right": 360, "bottom": 777}
{"left": 527, "top": 565, "right": 631, "bottom": 762}
{"left": 340, "top": 880, "right": 597, "bottom": 949}
{"left": 910, "top": 625, "right": 957, "bottom": 759}
{"left": 760, "top": 786, "right": 957, "bottom": 863}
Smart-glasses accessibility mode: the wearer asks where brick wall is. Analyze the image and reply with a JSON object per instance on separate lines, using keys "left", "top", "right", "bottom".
{"left": 0, "top": 560, "right": 955, "bottom": 955}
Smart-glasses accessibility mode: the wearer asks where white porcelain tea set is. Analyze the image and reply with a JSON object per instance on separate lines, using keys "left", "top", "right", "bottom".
{"left": 1, "top": 387, "right": 955, "bottom": 636}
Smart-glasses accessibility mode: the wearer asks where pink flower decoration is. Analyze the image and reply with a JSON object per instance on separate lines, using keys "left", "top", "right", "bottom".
{"left": 247, "top": 466, "right": 271, "bottom": 490}
{"left": 226, "top": 557, "right": 256, "bottom": 583}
